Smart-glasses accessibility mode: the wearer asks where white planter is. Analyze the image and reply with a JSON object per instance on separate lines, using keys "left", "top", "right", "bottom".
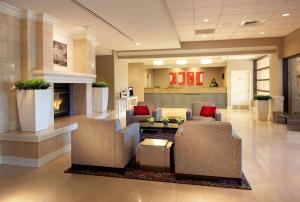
{"left": 16, "top": 89, "right": 52, "bottom": 132}
{"left": 92, "top": 87, "right": 108, "bottom": 113}
{"left": 256, "top": 100, "right": 270, "bottom": 121}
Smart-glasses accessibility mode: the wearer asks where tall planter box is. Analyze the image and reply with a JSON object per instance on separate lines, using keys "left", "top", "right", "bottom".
{"left": 92, "top": 87, "right": 108, "bottom": 112}
{"left": 17, "top": 89, "right": 52, "bottom": 132}
{"left": 257, "top": 100, "right": 270, "bottom": 121}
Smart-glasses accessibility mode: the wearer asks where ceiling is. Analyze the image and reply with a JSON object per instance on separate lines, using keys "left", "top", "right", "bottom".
{"left": 3, "top": 0, "right": 180, "bottom": 51}
{"left": 128, "top": 54, "right": 264, "bottom": 68}
{"left": 166, "top": 0, "right": 300, "bottom": 41}
{"left": 2, "top": 0, "right": 300, "bottom": 53}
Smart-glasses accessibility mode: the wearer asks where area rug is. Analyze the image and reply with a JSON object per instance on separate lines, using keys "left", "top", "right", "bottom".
{"left": 65, "top": 132, "right": 252, "bottom": 190}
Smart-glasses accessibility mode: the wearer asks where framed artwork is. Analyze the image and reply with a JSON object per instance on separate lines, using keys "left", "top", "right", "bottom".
{"left": 196, "top": 72, "right": 204, "bottom": 85}
{"left": 53, "top": 40, "right": 67, "bottom": 66}
{"left": 178, "top": 72, "right": 186, "bottom": 85}
{"left": 169, "top": 72, "right": 177, "bottom": 85}
{"left": 186, "top": 72, "right": 195, "bottom": 85}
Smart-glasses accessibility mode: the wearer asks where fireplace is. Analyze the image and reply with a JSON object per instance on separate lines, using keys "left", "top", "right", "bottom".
{"left": 54, "top": 83, "right": 71, "bottom": 118}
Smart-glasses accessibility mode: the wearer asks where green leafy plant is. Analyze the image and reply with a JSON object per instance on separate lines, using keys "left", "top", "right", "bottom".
{"left": 15, "top": 79, "right": 50, "bottom": 90}
{"left": 176, "top": 117, "right": 184, "bottom": 125}
{"left": 147, "top": 117, "right": 155, "bottom": 124}
{"left": 161, "top": 116, "right": 169, "bottom": 125}
{"left": 92, "top": 81, "right": 108, "bottom": 88}
{"left": 254, "top": 95, "right": 272, "bottom": 100}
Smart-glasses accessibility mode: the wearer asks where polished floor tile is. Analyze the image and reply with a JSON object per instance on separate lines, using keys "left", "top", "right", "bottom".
{"left": 0, "top": 109, "right": 300, "bottom": 202}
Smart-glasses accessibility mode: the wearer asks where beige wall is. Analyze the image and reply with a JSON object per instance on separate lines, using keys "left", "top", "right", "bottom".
{"left": 0, "top": 12, "right": 21, "bottom": 133}
{"left": 283, "top": 28, "right": 300, "bottom": 58}
{"left": 269, "top": 53, "right": 283, "bottom": 96}
{"left": 152, "top": 67, "right": 225, "bottom": 88}
{"left": 129, "top": 63, "right": 144, "bottom": 101}
{"left": 96, "top": 55, "right": 115, "bottom": 110}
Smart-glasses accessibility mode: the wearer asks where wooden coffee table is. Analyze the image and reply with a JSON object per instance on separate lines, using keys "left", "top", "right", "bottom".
{"left": 139, "top": 122, "right": 179, "bottom": 133}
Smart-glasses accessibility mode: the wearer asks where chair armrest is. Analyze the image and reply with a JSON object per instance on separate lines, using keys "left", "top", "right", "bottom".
{"left": 215, "top": 112, "right": 222, "bottom": 121}
{"left": 126, "top": 109, "right": 134, "bottom": 125}
{"left": 186, "top": 109, "right": 192, "bottom": 121}
{"left": 152, "top": 108, "right": 162, "bottom": 121}
{"left": 118, "top": 123, "right": 140, "bottom": 139}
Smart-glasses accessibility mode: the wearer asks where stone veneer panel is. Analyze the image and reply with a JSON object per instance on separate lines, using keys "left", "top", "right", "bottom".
{"left": 288, "top": 57, "right": 300, "bottom": 113}
{"left": 0, "top": 11, "right": 21, "bottom": 133}
{"left": 0, "top": 132, "right": 71, "bottom": 159}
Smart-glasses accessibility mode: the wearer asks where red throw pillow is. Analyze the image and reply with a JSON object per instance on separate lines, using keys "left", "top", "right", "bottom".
{"left": 200, "top": 106, "right": 216, "bottom": 117}
{"left": 134, "top": 106, "right": 150, "bottom": 115}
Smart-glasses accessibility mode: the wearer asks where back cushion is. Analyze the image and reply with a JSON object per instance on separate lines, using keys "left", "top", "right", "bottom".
{"left": 138, "top": 101, "right": 158, "bottom": 113}
{"left": 200, "top": 106, "right": 216, "bottom": 117}
{"left": 134, "top": 106, "right": 150, "bottom": 115}
{"left": 192, "top": 102, "right": 215, "bottom": 115}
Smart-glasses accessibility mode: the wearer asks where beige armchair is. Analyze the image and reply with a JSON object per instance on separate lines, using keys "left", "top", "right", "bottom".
{"left": 126, "top": 101, "right": 162, "bottom": 124}
{"left": 175, "top": 121, "right": 242, "bottom": 181}
{"left": 186, "top": 102, "right": 221, "bottom": 121}
{"left": 71, "top": 118, "right": 140, "bottom": 169}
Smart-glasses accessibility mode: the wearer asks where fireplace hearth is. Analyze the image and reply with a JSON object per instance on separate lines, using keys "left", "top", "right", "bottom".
{"left": 54, "top": 84, "right": 71, "bottom": 118}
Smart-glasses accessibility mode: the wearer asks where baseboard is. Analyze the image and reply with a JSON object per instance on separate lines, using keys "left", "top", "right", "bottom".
{"left": 0, "top": 144, "right": 71, "bottom": 167}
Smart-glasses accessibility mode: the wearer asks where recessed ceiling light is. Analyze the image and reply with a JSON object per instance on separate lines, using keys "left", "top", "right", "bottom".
{"left": 176, "top": 59, "right": 188, "bottom": 65}
{"left": 135, "top": 42, "right": 141, "bottom": 46}
{"left": 282, "top": 13, "right": 290, "bottom": 17}
{"left": 202, "top": 35, "right": 207, "bottom": 38}
{"left": 153, "top": 60, "right": 164, "bottom": 66}
{"left": 203, "top": 18, "right": 209, "bottom": 22}
{"left": 201, "top": 58, "right": 213, "bottom": 65}
{"left": 260, "top": 31, "right": 265, "bottom": 35}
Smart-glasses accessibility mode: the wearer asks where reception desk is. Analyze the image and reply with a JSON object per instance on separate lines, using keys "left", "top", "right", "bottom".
{"left": 144, "top": 87, "right": 227, "bottom": 108}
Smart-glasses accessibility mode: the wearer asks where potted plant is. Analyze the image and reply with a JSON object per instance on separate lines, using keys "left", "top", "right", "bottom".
{"left": 92, "top": 81, "right": 109, "bottom": 113}
{"left": 147, "top": 117, "right": 155, "bottom": 126}
{"left": 15, "top": 79, "right": 51, "bottom": 132}
{"left": 161, "top": 116, "right": 169, "bottom": 126}
{"left": 176, "top": 117, "right": 184, "bottom": 125}
{"left": 254, "top": 95, "right": 272, "bottom": 121}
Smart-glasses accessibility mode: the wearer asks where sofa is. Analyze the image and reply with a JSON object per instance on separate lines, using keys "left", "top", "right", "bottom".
{"left": 126, "top": 101, "right": 162, "bottom": 124}
{"left": 174, "top": 121, "right": 242, "bottom": 181}
{"left": 186, "top": 102, "right": 221, "bottom": 121}
{"left": 71, "top": 118, "right": 140, "bottom": 168}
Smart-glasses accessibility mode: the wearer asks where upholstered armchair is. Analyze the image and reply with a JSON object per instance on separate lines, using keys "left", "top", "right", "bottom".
{"left": 71, "top": 118, "right": 140, "bottom": 168}
{"left": 186, "top": 102, "right": 221, "bottom": 121}
{"left": 126, "top": 101, "right": 162, "bottom": 124}
{"left": 174, "top": 121, "right": 242, "bottom": 181}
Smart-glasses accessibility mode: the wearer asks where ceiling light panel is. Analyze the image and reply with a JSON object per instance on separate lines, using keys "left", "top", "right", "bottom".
{"left": 176, "top": 59, "right": 188, "bottom": 65}
{"left": 153, "top": 60, "right": 164, "bottom": 66}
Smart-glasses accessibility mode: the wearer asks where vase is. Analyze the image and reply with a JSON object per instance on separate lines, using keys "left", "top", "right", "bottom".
{"left": 92, "top": 87, "right": 109, "bottom": 113}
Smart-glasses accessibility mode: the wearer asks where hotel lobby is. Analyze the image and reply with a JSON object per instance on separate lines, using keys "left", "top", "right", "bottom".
{"left": 0, "top": 0, "right": 300, "bottom": 201}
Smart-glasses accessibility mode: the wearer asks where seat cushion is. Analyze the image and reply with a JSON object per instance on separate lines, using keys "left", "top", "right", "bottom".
{"left": 192, "top": 115, "right": 215, "bottom": 121}
{"left": 131, "top": 115, "right": 152, "bottom": 123}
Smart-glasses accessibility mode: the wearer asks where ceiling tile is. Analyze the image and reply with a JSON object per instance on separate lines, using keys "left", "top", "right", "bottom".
{"left": 222, "top": 4, "right": 256, "bottom": 15}
{"left": 194, "top": 0, "right": 225, "bottom": 8}
{"left": 225, "top": 0, "right": 287, "bottom": 5}
{"left": 173, "top": 17, "right": 194, "bottom": 26}
{"left": 214, "top": 28, "right": 235, "bottom": 33}
{"left": 235, "top": 26, "right": 259, "bottom": 32}
{"left": 195, "top": 23, "right": 217, "bottom": 29}
{"left": 213, "top": 33, "right": 232, "bottom": 40}
{"left": 178, "top": 30, "right": 195, "bottom": 35}
{"left": 195, "top": 34, "right": 213, "bottom": 41}
{"left": 244, "top": 12, "right": 274, "bottom": 21}
{"left": 171, "top": 9, "right": 194, "bottom": 18}
{"left": 194, "top": 6, "right": 223, "bottom": 17}
{"left": 217, "top": 21, "right": 240, "bottom": 29}
{"left": 280, "top": 0, "right": 300, "bottom": 11}
{"left": 230, "top": 31, "right": 252, "bottom": 39}
{"left": 165, "top": 0, "right": 193, "bottom": 10}
{"left": 176, "top": 24, "right": 194, "bottom": 31}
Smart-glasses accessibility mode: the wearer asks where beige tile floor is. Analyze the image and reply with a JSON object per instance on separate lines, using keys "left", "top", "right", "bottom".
{"left": 1, "top": 109, "right": 300, "bottom": 202}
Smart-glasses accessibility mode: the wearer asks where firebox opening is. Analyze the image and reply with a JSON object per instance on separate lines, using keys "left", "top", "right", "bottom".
{"left": 54, "top": 83, "right": 71, "bottom": 118}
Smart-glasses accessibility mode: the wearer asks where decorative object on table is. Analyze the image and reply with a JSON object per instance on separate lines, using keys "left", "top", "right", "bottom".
{"left": 15, "top": 79, "right": 51, "bottom": 132}
{"left": 177, "top": 72, "right": 186, "bottom": 85}
{"left": 209, "top": 78, "right": 219, "bottom": 87}
{"left": 53, "top": 40, "right": 67, "bottom": 66}
{"left": 254, "top": 95, "right": 272, "bottom": 121}
{"left": 169, "top": 72, "right": 177, "bottom": 85}
{"left": 196, "top": 72, "right": 204, "bottom": 86}
{"left": 161, "top": 116, "right": 170, "bottom": 126}
{"left": 147, "top": 117, "right": 155, "bottom": 125}
{"left": 92, "top": 81, "right": 109, "bottom": 113}
{"left": 186, "top": 72, "right": 195, "bottom": 85}
{"left": 176, "top": 117, "right": 184, "bottom": 125}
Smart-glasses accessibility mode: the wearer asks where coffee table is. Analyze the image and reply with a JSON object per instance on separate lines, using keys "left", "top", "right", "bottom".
{"left": 136, "top": 138, "right": 173, "bottom": 171}
{"left": 139, "top": 122, "right": 180, "bottom": 133}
